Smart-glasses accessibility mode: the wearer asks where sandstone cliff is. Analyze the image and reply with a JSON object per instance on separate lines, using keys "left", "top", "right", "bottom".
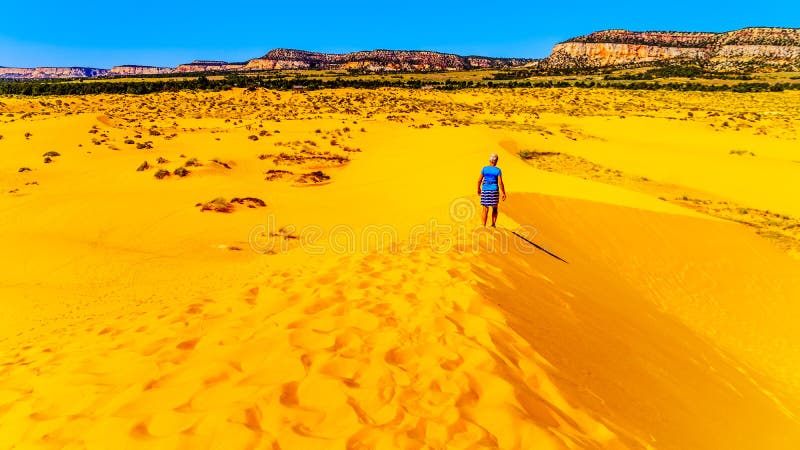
{"left": 108, "top": 65, "right": 173, "bottom": 76}
{"left": 175, "top": 60, "right": 247, "bottom": 73}
{"left": 245, "top": 49, "right": 528, "bottom": 71}
{"left": 543, "top": 27, "right": 800, "bottom": 70}
{"left": 0, "top": 66, "right": 107, "bottom": 79}
{"left": 5, "top": 28, "right": 800, "bottom": 81}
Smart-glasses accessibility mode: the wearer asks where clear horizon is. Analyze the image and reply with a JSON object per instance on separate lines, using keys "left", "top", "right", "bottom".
{"left": 1, "top": 0, "right": 799, "bottom": 68}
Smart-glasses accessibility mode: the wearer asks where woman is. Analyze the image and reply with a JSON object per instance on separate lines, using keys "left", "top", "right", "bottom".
{"left": 477, "top": 153, "right": 507, "bottom": 227}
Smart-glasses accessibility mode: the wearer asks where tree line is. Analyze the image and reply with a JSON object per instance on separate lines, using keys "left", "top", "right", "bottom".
{"left": 1, "top": 73, "right": 798, "bottom": 96}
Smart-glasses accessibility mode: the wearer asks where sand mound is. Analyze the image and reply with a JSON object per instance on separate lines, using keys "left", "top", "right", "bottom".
{"left": 2, "top": 88, "right": 800, "bottom": 449}
{"left": 478, "top": 193, "right": 800, "bottom": 449}
{"left": 0, "top": 242, "right": 624, "bottom": 449}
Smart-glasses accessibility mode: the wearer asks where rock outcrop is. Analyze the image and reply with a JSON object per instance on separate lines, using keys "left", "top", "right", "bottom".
{"left": 0, "top": 66, "right": 107, "bottom": 79}
{"left": 245, "top": 49, "right": 528, "bottom": 71}
{"left": 543, "top": 27, "right": 800, "bottom": 69}
{"left": 108, "top": 65, "right": 173, "bottom": 76}
{"left": 5, "top": 28, "right": 800, "bottom": 80}
{"left": 175, "top": 60, "right": 247, "bottom": 73}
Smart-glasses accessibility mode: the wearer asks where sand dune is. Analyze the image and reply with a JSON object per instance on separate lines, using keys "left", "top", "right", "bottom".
{"left": 479, "top": 194, "right": 800, "bottom": 449}
{"left": 1, "top": 88, "right": 799, "bottom": 449}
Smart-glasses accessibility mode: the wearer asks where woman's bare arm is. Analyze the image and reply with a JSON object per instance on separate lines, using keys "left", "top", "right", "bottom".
{"left": 477, "top": 174, "right": 484, "bottom": 196}
{"left": 499, "top": 175, "right": 506, "bottom": 201}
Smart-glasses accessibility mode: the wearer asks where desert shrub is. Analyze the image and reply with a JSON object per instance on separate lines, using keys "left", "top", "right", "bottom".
{"left": 154, "top": 169, "right": 170, "bottom": 179}
{"left": 24, "top": 132, "right": 32, "bottom": 139}
{"left": 211, "top": 159, "right": 232, "bottom": 169}
{"left": 270, "top": 150, "right": 348, "bottom": 165}
{"left": 157, "top": 157, "right": 168, "bottom": 164}
{"left": 42, "top": 151, "right": 60, "bottom": 157}
{"left": 137, "top": 161, "right": 150, "bottom": 171}
{"left": 264, "top": 169, "right": 293, "bottom": 181}
{"left": 124, "top": 139, "right": 135, "bottom": 145}
{"left": 230, "top": 197, "right": 266, "bottom": 208}
{"left": 18, "top": 167, "right": 31, "bottom": 172}
{"left": 297, "top": 170, "right": 330, "bottom": 183}
{"left": 248, "top": 135, "right": 258, "bottom": 141}
{"left": 519, "top": 150, "right": 560, "bottom": 159}
{"left": 184, "top": 158, "right": 200, "bottom": 167}
{"left": 173, "top": 167, "right": 190, "bottom": 177}
{"left": 198, "top": 197, "right": 233, "bottom": 213}
{"left": 149, "top": 129, "right": 161, "bottom": 136}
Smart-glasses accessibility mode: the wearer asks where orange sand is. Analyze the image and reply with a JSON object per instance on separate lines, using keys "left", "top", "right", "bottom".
{"left": 1, "top": 88, "right": 799, "bottom": 449}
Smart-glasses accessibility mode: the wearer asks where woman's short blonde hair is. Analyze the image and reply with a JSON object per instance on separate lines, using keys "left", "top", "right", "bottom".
{"left": 489, "top": 153, "right": 499, "bottom": 163}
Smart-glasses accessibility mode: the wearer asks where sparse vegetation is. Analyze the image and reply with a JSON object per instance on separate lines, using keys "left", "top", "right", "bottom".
{"left": 296, "top": 170, "right": 331, "bottom": 184}
{"left": 173, "top": 167, "right": 190, "bottom": 177}
{"left": 264, "top": 169, "right": 293, "bottom": 181}
{"left": 4, "top": 70, "right": 798, "bottom": 96}
{"left": 519, "top": 150, "right": 560, "bottom": 159}
{"left": 230, "top": 197, "right": 266, "bottom": 208}
{"left": 197, "top": 197, "right": 233, "bottom": 213}
{"left": 210, "top": 159, "right": 232, "bottom": 169}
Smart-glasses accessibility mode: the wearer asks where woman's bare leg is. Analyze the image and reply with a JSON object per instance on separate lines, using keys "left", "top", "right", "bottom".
{"left": 481, "top": 206, "right": 489, "bottom": 227}
{"left": 491, "top": 207, "right": 498, "bottom": 227}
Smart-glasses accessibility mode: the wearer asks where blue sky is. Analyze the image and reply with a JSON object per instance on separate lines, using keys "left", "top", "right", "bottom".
{"left": 1, "top": 1, "right": 798, "bottom": 68}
